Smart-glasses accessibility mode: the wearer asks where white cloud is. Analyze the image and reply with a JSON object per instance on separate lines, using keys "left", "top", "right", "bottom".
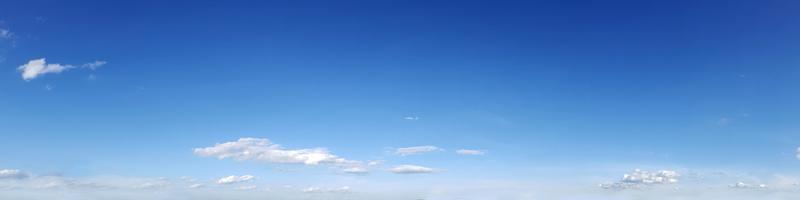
{"left": 216, "top": 175, "right": 254, "bottom": 185}
{"left": 367, "top": 160, "right": 384, "bottom": 166}
{"left": 600, "top": 169, "right": 679, "bottom": 189}
{"left": 195, "top": 138, "right": 366, "bottom": 173}
{"left": 729, "top": 182, "right": 768, "bottom": 189}
{"left": 188, "top": 183, "right": 204, "bottom": 188}
{"left": 394, "top": 145, "right": 443, "bottom": 156}
{"left": 17, "top": 58, "right": 73, "bottom": 81}
{"left": 389, "top": 165, "right": 436, "bottom": 174}
{"left": 0, "top": 169, "right": 29, "bottom": 179}
{"left": 456, "top": 149, "right": 486, "bottom": 155}
{"left": 403, "top": 116, "right": 419, "bottom": 120}
{"left": 342, "top": 166, "right": 369, "bottom": 174}
{"left": 17, "top": 58, "right": 108, "bottom": 81}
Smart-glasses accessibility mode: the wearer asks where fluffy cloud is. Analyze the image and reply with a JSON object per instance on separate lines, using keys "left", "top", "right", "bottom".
{"left": 0, "top": 169, "right": 29, "bottom": 179}
{"left": 394, "top": 145, "right": 442, "bottom": 156}
{"left": 17, "top": 58, "right": 72, "bottom": 81}
{"left": 217, "top": 175, "right": 255, "bottom": 185}
{"left": 456, "top": 149, "right": 486, "bottom": 155}
{"left": 389, "top": 165, "right": 436, "bottom": 174}
{"left": 600, "top": 169, "right": 679, "bottom": 189}
{"left": 17, "top": 58, "right": 108, "bottom": 81}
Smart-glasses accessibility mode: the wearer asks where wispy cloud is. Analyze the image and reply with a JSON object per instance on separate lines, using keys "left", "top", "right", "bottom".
{"left": 394, "top": 145, "right": 443, "bottom": 156}
{"left": 216, "top": 175, "right": 254, "bottom": 185}
{"left": 81, "top": 60, "right": 107, "bottom": 70}
{"left": 389, "top": 165, "right": 437, "bottom": 174}
{"left": 456, "top": 149, "right": 486, "bottom": 155}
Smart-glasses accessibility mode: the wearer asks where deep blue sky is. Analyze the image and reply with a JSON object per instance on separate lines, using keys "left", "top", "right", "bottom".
{"left": 1, "top": 0, "right": 800, "bottom": 199}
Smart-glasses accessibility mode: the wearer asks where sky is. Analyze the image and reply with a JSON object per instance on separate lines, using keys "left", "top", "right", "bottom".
{"left": 1, "top": 0, "right": 800, "bottom": 199}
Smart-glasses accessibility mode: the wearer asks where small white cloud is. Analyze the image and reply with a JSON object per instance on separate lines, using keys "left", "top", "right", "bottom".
{"left": 730, "top": 182, "right": 768, "bottom": 189}
{"left": 18, "top": 58, "right": 73, "bottom": 81}
{"left": 367, "top": 160, "right": 384, "bottom": 166}
{"left": 17, "top": 58, "right": 107, "bottom": 81}
{"left": 188, "top": 183, "right": 204, "bottom": 188}
{"left": 342, "top": 166, "right": 369, "bottom": 174}
{"left": 389, "top": 165, "right": 436, "bottom": 174}
{"left": 394, "top": 145, "right": 443, "bottom": 156}
{"left": 216, "top": 175, "right": 255, "bottom": 185}
{"left": 403, "top": 116, "right": 419, "bottom": 120}
{"left": 456, "top": 149, "right": 486, "bottom": 155}
{"left": 600, "top": 169, "right": 679, "bottom": 189}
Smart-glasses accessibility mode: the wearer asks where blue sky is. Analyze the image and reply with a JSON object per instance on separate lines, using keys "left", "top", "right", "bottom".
{"left": 1, "top": 0, "right": 800, "bottom": 199}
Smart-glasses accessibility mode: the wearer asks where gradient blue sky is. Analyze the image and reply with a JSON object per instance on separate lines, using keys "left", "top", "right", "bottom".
{"left": 1, "top": 1, "right": 800, "bottom": 199}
